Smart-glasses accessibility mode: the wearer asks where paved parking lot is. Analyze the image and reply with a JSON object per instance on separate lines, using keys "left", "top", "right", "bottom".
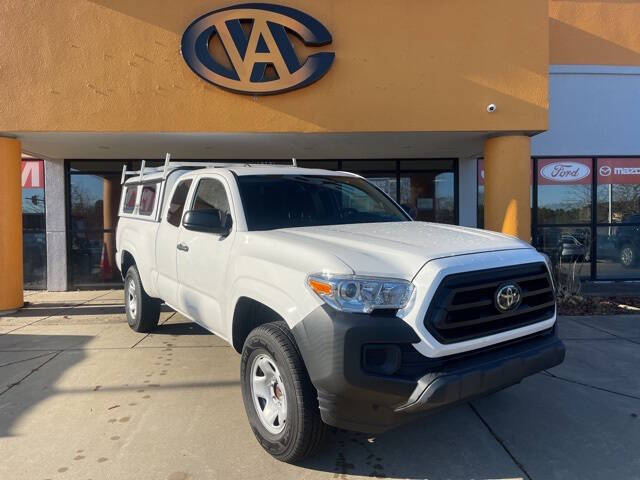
{"left": 1, "top": 290, "right": 639, "bottom": 480}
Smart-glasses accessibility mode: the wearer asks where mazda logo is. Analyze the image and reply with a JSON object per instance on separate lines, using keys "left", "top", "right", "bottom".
{"left": 495, "top": 283, "right": 522, "bottom": 312}
{"left": 181, "top": 3, "right": 335, "bottom": 95}
{"left": 599, "top": 165, "right": 612, "bottom": 177}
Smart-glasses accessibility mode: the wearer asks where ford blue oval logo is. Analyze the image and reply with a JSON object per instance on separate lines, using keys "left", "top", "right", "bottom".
{"left": 181, "top": 3, "right": 335, "bottom": 95}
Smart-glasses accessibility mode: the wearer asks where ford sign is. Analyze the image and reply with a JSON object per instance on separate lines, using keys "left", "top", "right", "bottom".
{"left": 540, "top": 162, "right": 591, "bottom": 182}
{"left": 181, "top": 3, "right": 335, "bottom": 95}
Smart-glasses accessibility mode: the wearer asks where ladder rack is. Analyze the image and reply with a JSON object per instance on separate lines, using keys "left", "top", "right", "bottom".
{"left": 120, "top": 154, "right": 299, "bottom": 185}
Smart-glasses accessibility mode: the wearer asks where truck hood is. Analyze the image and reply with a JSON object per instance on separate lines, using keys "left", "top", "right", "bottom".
{"left": 266, "top": 221, "right": 532, "bottom": 279}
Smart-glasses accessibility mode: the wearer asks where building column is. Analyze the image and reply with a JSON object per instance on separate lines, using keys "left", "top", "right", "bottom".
{"left": 484, "top": 135, "right": 531, "bottom": 242}
{"left": 0, "top": 137, "right": 23, "bottom": 312}
{"left": 45, "top": 159, "right": 68, "bottom": 291}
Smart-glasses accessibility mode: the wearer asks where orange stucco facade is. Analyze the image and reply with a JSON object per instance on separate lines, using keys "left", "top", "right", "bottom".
{"left": 0, "top": 0, "right": 549, "bottom": 134}
{"left": 550, "top": 0, "right": 640, "bottom": 66}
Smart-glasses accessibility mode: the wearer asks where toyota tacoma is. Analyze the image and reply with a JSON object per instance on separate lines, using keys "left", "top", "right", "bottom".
{"left": 116, "top": 160, "right": 565, "bottom": 462}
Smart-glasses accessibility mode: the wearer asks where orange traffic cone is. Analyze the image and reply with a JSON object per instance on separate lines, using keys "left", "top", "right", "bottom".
{"left": 100, "top": 243, "right": 113, "bottom": 281}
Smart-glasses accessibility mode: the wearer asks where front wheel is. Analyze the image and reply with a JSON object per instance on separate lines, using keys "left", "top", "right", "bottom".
{"left": 124, "top": 265, "right": 161, "bottom": 332}
{"left": 620, "top": 244, "right": 637, "bottom": 268}
{"left": 241, "top": 321, "right": 327, "bottom": 463}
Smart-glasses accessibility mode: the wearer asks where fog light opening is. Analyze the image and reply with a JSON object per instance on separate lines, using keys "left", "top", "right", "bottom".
{"left": 362, "top": 344, "right": 402, "bottom": 376}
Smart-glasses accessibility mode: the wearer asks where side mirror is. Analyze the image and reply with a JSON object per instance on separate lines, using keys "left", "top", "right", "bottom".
{"left": 182, "top": 210, "right": 231, "bottom": 235}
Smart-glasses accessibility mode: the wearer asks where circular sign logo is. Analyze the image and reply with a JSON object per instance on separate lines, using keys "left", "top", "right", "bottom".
{"left": 540, "top": 162, "right": 590, "bottom": 182}
{"left": 181, "top": 3, "right": 335, "bottom": 95}
{"left": 599, "top": 165, "right": 612, "bottom": 177}
{"left": 495, "top": 283, "right": 522, "bottom": 313}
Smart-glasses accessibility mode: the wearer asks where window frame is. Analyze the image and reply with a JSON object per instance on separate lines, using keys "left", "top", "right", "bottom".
{"left": 121, "top": 185, "right": 138, "bottom": 214}
{"left": 138, "top": 184, "right": 159, "bottom": 217}
{"left": 166, "top": 178, "right": 194, "bottom": 228}
{"left": 186, "top": 174, "right": 235, "bottom": 233}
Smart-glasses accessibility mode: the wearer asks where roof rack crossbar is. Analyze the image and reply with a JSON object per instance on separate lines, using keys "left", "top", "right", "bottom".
{"left": 162, "top": 153, "right": 171, "bottom": 180}
{"left": 120, "top": 154, "right": 304, "bottom": 185}
{"left": 139, "top": 160, "right": 146, "bottom": 183}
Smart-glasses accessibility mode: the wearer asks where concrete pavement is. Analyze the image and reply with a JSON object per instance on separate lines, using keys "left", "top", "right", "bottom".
{"left": 1, "top": 290, "right": 639, "bottom": 479}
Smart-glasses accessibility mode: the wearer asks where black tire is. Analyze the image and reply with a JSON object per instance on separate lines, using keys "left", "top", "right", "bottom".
{"left": 241, "top": 321, "right": 327, "bottom": 463}
{"left": 620, "top": 244, "right": 637, "bottom": 268}
{"left": 124, "top": 265, "right": 161, "bottom": 332}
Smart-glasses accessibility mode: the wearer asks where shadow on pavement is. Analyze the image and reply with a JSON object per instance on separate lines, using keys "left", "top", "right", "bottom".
{"left": 151, "top": 322, "right": 211, "bottom": 336}
{"left": 0, "top": 334, "right": 91, "bottom": 438}
{"left": 13, "top": 304, "right": 174, "bottom": 318}
{"left": 300, "top": 404, "right": 523, "bottom": 479}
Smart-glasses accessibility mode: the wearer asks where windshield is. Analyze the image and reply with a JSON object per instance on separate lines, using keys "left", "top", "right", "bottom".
{"left": 236, "top": 175, "right": 410, "bottom": 231}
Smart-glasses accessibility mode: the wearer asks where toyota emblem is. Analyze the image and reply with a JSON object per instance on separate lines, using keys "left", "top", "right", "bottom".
{"left": 495, "top": 283, "right": 522, "bottom": 312}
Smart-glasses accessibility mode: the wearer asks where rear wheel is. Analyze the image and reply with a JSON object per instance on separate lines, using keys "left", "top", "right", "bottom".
{"left": 241, "top": 321, "right": 327, "bottom": 463}
{"left": 124, "top": 265, "right": 161, "bottom": 332}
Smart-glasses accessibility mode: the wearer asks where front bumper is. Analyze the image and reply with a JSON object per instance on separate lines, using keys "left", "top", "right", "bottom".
{"left": 292, "top": 305, "right": 565, "bottom": 433}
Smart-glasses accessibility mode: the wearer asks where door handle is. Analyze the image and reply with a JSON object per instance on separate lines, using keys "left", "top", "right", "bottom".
{"left": 176, "top": 243, "right": 189, "bottom": 252}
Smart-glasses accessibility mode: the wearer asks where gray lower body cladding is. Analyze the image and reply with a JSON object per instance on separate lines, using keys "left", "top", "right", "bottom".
{"left": 291, "top": 305, "right": 565, "bottom": 433}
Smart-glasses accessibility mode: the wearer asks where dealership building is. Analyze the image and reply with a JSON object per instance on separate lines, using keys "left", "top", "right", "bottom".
{"left": 1, "top": 0, "right": 640, "bottom": 311}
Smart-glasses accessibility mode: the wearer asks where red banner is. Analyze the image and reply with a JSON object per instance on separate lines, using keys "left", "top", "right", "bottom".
{"left": 21, "top": 160, "right": 44, "bottom": 188}
{"left": 597, "top": 158, "right": 640, "bottom": 185}
{"left": 537, "top": 158, "right": 591, "bottom": 185}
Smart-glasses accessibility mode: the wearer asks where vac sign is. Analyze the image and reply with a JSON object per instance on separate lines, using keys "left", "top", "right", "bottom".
{"left": 181, "top": 3, "right": 335, "bottom": 95}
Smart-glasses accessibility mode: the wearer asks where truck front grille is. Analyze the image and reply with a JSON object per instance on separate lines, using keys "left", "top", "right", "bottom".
{"left": 423, "top": 262, "right": 555, "bottom": 344}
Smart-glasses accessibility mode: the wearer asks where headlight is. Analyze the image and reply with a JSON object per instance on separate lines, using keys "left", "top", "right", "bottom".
{"left": 307, "top": 274, "right": 414, "bottom": 313}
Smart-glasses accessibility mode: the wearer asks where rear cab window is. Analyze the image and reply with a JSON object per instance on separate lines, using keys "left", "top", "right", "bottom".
{"left": 139, "top": 185, "right": 157, "bottom": 216}
{"left": 122, "top": 186, "right": 138, "bottom": 214}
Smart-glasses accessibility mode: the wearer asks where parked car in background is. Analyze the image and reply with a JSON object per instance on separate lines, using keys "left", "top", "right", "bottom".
{"left": 559, "top": 234, "right": 588, "bottom": 263}
{"left": 615, "top": 214, "right": 640, "bottom": 268}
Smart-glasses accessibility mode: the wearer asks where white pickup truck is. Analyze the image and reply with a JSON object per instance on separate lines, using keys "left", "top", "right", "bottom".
{"left": 116, "top": 161, "right": 565, "bottom": 462}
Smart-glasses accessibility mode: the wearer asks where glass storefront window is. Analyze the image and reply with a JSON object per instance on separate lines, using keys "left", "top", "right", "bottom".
{"left": 22, "top": 159, "right": 47, "bottom": 289}
{"left": 531, "top": 157, "right": 640, "bottom": 281}
{"left": 596, "top": 158, "right": 640, "bottom": 223}
{"left": 596, "top": 225, "right": 640, "bottom": 279}
{"left": 536, "top": 158, "right": 592, "bottom": 224}
{"left": 70, "top": 230, "right": 117, "bottom": 287}
{"left": 534, "top": 226, "right": 592, "bottom": 279}
{"left": 306, "top": 159, "right": 457, "bottom": 223}
{"left": 70, "top": 173, "right": 121, "bottom": 231}
{"left": 69, "top": 162, "right": 124, "bottom": 288}
{"left": 368, "top": 177, "right": 398, "bottom": 201}
{"left": 594, "top": 158, "right": 640, "bottom": 279}
{"left": 399, "top": 172, "right": 454, "bottom": 223}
